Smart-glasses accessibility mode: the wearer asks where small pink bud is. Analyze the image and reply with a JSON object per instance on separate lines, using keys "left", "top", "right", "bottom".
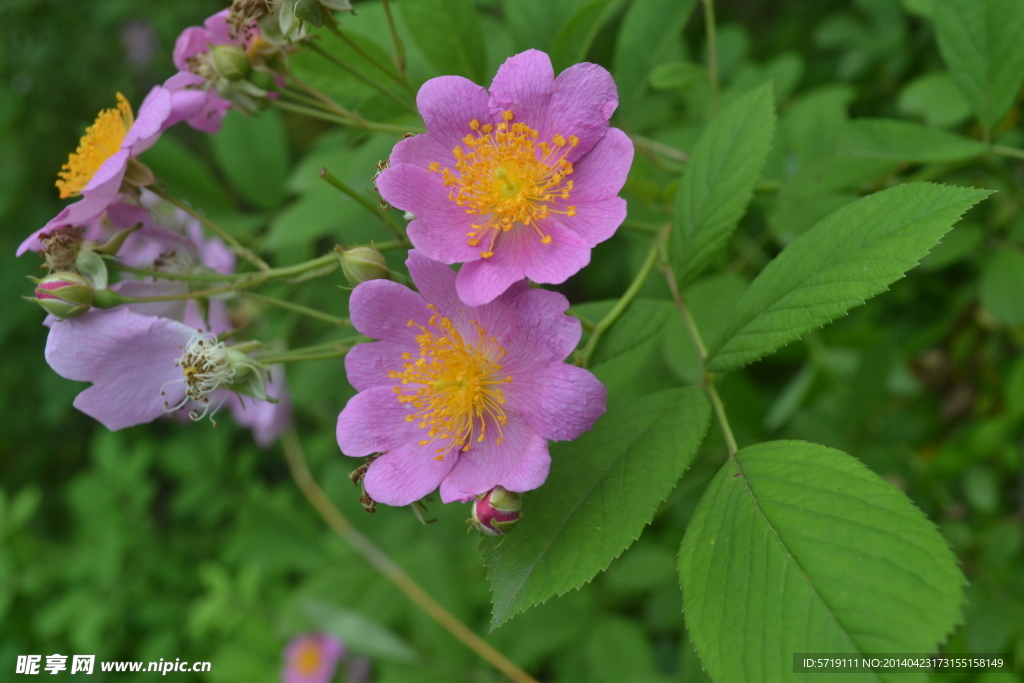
{"left": 28, "top": 272, "right": 93, "bottom": 319}
{"left": 469, "top": 485, "right": 522, "bottom": 536}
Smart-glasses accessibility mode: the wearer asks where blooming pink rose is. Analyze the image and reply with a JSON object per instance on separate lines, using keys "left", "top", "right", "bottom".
{"left": 282, "top": 634, "right": 345, "bottom": 683}
{"left": 376, "top": 49, "right": 633, "bottom": 306}
{"left": 336, "top": 251, "right": 607, "bottom": 506}
{"left": 17, "top": 87, "right": 202, "bottom": 257}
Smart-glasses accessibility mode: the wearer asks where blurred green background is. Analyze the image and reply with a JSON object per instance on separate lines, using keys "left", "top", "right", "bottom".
{"left": 2, "top": 0, "right": 1022, "bottom": 681}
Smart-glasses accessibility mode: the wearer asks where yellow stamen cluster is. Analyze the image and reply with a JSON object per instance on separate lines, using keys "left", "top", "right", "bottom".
{"left": 56, "top": 93, "right": 134, "bottom": 199}
{"left": 389, "top": 305, "right": 512, "bottom": 459}
{"left": 429, "top": 110, "right": 578, "bottom": 258}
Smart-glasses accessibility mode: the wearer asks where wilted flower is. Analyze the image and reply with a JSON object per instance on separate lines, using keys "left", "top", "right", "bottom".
{"left": 376, "top": 49, "right": 633, "bottom": 306}
{"left": 45, "top": 306, "right": 269, "bottom": 430}
{"left": 282, "top": 634, "right": 345, "bottom": 683}
{"left": 336, "top": 251, "right": 606, "bottom": 506}
{"left": 167, "top": 8, "right": 275, "bottom": 131}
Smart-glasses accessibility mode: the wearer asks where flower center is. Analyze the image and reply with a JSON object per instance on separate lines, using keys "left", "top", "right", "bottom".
{"left": 56, "top": 93, "right": 134, "bottom": 199}
{"left": 294, "top": 642, "right": 322, "bottom": 675}
{"left": 161, "top": 332, "right": 235, "bottom": 421}
{"left": 388, "top": 305, "right": 511, "bottom": 459}
{"left": 429, "top": 110, "right": 578, "bottom": 259}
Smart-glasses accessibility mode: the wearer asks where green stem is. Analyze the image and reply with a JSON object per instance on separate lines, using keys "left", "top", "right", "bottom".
{"left": 243, "top": 291, "right": 350, "bottom": 326}
{"left": 113, "top": 255, "right": 342, "bottom": 304}
{"left": 663, "top": 264, "right": 738, "bottom": 456}
{"left": 630, "top": 134, "right": 688, "bottom": 165}
{"left": 991, "top": 144, "right": 1024, "bottom": 161}
{"left": 273, "top": 100, "right": 420, "bottom": 136}
{"left": 580, "top": 226, "right": 667, "bottom": 367}
{"left": 116, "top": 281, "right": 244, "bottom": 302}
{"left": 701, "top": 0, "right": 720, "bottom": 117}
{"left": 147, "top": 185, "right": 270, "bottom": 271}
{"left": 281, "top": 430, "right": 541, "bottom": 683}
{"left": 380, "top": 0, "right": 407, "bottom": 79}
{"left": 320, "top": 167, "right": 409, "bottom": 244}
{"left": 325, "top": 22, "right": 414, "bottom": 96}
{"left": 307, "top": 42, "right": 417, "bottom": 114}
{"left": 113, "top": 264, "right": 247, "bottom": 282}
{"left": 705, "top": 377, "right": 738, "bottom": 456}
{"left": 257, "top": 348, "right": 354, "bottom": 364}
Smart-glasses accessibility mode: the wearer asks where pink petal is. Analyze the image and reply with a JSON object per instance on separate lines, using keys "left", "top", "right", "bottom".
{"left": 388, "top": 132, "right": 460, "bottom": 170}
{"left": 438, "top": 418, "right": 550, "bottom": 503}
{"left": 362, "top": 440, "right": 459, "bottom": 506}
{"left": 124, "top": 86, "right": 173, "bottom": 153}
{"left": 378, "top": 164, "right": 481, "bottom": 265}
{"left": 416, "top": 76, "right": 492, "bottom": 151}
{"left": 494, "top": 287, "right": 582, "bottom": 374}
{"left": 565, "top": 127, "right": 633, "bottom": 203}
{"left": 45, "top": 308, "right": 193, "bottom": 431}
{"left": 405, "top": 250, "right": 462, "bottom": 315}
{"left": 487, "top": 50, "right": 555, "bottom": 131}
{"left": 455, "top": 220, "right": 591, "bottom": 306}
{"left": 230, "top": 367, "right": 292, "bottom": 449}
{"left": 336, "top": 385, "right": 420, "bottom": 457}
{"left": 561, "top": 196, "right": 627, "bottom": 248}
{"left": 348, "top": 278, "right": 430, "bottom": 343}
{"left": 344, "top": 340, "right": 409, "bottom": 392}
{"left": 513, "top": 363, "right": 607, "bottom": 441}
{"left": 540, "top": 62, "right": 618, "bottom": 162}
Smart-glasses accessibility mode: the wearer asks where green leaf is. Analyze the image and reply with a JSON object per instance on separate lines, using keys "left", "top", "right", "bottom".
{"left": 840, "top": 118, "right": 987, "bottom": 163}
{"left": 483, "top": 387, "right": 711, "bottom": 628}
{"left": 680, "top": 441, "right": 966, "bottom": 682}
{"left": 305, "top": 602, "right": 418, "bottom": 662}
{"left": 142, "top": 135, "right": 234, "bottom": 216}
{"left": 980, "top": 246, "right": 1024, "bottom": 327}
{"left": 613, "top": 0, "right": 698, "bottom": 108}
{"left": 706, "top": 183, "right": 991, "bottom": 373}
{"left": 670, "top": 83, "right": 776, "bottom": 287}
{"left": 934, "top": 0, "right": 1024, "bottom": 130}
{"left": 400, "top": 0, "right": 487, "bottom": 83}
{"left": 550, "top": 0, "right": 624, "bottom": 73}
{"left": 591, "top": 299, "right": 675, "bottom": 366}
{"left": 209, "top": 109, "right": 289, "bottom": 211}
{"left": 897, "top": 72, "right": 972, "bottom": 128}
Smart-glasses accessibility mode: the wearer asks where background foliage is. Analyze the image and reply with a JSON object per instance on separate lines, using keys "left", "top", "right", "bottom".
{"left": 1, "top": 0, "right": 1022, "bottom": 681}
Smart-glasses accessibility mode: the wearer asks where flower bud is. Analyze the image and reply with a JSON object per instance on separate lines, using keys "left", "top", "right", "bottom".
{"left": 336, "top": 246, "right": 389, "bottom": 285}
{"left": 210, "top": 44, "right": 251, "bottom": 81}
{"left": 27, "top": 272, "right": 93, "bottom": 319}
{"left": 468, "top": 486, "right": 522, "bottom": 536}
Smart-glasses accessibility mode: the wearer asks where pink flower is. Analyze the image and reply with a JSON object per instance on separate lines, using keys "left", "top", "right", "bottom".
{"left": 45, "top": 306, "right": 250, "bottom": 430}
{"left": 167, "top": 9, "right": 257, "bottom": 134}
{"left": 17, "top": 87, "right": 202, "bottom": 258}
{"left": 282, "top": 634, "right": 345, "bottom": 683}
{"left": 376, "top": 49, "right": 633, "bottom": 306}
{"left": 336, "top": 251, "right": 607, "bottom": 506}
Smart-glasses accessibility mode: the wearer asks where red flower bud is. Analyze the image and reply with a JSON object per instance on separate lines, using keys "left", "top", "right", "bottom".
{"left": 468, "top": 486, "right": 522, "bottom": 536}
{"left": 27, "top": 272, "right": 93, "bottom": 319}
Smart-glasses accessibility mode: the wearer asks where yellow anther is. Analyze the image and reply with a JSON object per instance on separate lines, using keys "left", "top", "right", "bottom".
{"left": 427, "top": 109, "right": 577, "bottom": 255}
{"left": 56, "top": 93, "right": 134, "bottom": 199}
{"left": 392, "top": 310, "right": 510, "bottom": 454}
